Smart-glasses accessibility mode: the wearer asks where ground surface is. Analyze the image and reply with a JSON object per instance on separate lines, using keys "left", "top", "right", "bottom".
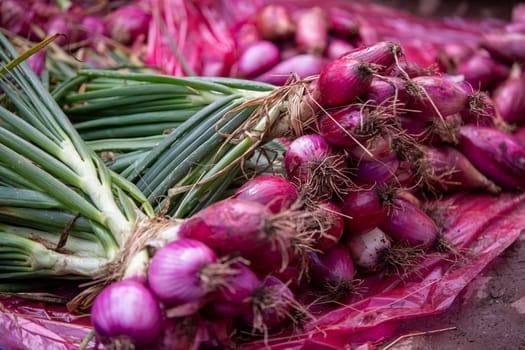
{"left": 380, "top": 235, "right": 525, "bottom": 350}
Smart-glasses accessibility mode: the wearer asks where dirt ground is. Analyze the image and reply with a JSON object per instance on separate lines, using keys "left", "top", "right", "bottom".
{"left": 380, "top": 234, "right": 525, "bottom": 350}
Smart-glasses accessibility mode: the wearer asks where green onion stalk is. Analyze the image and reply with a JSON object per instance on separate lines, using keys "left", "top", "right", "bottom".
{"left": 0, "top": 33, "right": 316, "bottom": 309}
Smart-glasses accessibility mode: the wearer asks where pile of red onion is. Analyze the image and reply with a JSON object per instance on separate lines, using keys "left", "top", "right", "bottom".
{"left": 91, "top": 37, "right": 525, "bottom": 348}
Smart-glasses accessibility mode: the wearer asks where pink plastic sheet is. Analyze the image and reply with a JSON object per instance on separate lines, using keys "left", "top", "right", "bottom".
{"left": 2, "top": 192, "right": 524, "bottom": 349}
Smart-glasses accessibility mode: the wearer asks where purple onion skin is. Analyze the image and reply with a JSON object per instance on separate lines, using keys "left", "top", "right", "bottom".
{"left": 26, "top": 49, "right": 46, "bottom": 77}
{"left": 91, "top": 280, "right": 162, "bottom": 347}
{"left": 254, "top": 54, "right": 327, "bottom": 86}
{"left": 255, "top": 4, "right": 295, "bottom": 41}
{"left": 422, "top": 145, "right": 499, "bottom": 193}
{"left": 0, "top": 0, "right": 33, "bottom": 37}
{"left": 390, "top": 61, "right": 435, "bottom": 78}
{"left": 351, "top": 154, "right": 400, "bottom": 186}
{"left": 318, "top": 58, "right": 374, "bottom": 108}
{"left": 436, "top": 42, "right": 474, "bottom": 72}
{"left": 315, "top": 200, "right": 345, "bottom": 250}
{"left": 407, "top": 75, "right": 469, "bottom": 118}
{"left": 236, "top": 40, "right": 280, "bottom": 79}
{"left": 481, "top": 32, "right": 525, "bottom": 63}
{"left": 326, "top": 8, "right": 359, "bottom": 38}
{"left": 513, "top": 123, "right": 525, "bottom": 145}
{"left": 505, "top": 21, "right": 525, "bottom": 34}
{"left": 346, "top": 227, "right": 392, "bottom": 270}
{"left": 457, "top": 52, "right": 510, "bottom": 91}
{"left": 81, "top": 16, "right": 108, "bottom": 41}
{"left": 148, "top": 239, "right": 218, "bottom": 306}
{"left": 285, "top": 134, "right": 336, "bottom": 187}
{"left": 341, "top": 41, "right": 400, "bottom": 72}
{"left": 179, "top": 199, "right": 282, "bottom": 259}
{"left": 319, "top": 105, "right": 363, "bottom": 148}
{"left": 231, "top": 175, "right": 299, "bottom": 213}
{"left": 492, "top": 66, "right": 525, "bottom": 125}
{"left": 380, "top": 197, "right": 439, "bottom": 248}
{"left": 107, "top": 5, "right": 151, "bottom": 45}
{"left": 341, "top": 189, "right": 388, "bottom": 236}
{"left": 366, "top": 76, "right": 409, "bottom": 105}
{"left": 309, "top": 243, "right": 355, "bottom": 283}
{"left": 458, "top": 125, "right": 525, "bottom": 189}
{"left": 325, "top": 37, "right": 355, "bottom": 60}
{"left": 207, "top": 263, "right": 260, "bottom": 318}
{"left": 295, "top": 7, "right": 329, "bottom": 55}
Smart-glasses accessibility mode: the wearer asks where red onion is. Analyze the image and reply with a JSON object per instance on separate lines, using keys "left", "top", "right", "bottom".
{"left": 340, "top": 41, "right": 401, "bottom": 72}
{"left": 462, "top": 91, "right": 502, "bottom": 127}
{"left": 178, "top": 199, "right": 296, "bottom": 270}
{"left": 436, "top": 42, "right": 474, "bottom": 73}
{"left": 417, "top": 145, "right": 500, "bottom": 194}
{"left": 406, "top": 75, "right": 469, "bottom": 119}
{"left": 318, "top": 105, "right": 364, "bottom": 148}
{"left": 206, "top": 262, "right": 261, "bottom": 318}
{"left": 325, "top": 37, "right": 355, "bottom": 60}
{"left": 458, "top": 125, "right": 525, "bottom": 189}
{"left": 314, "top": 200, "right": 345, "bottom": 250}
{"left": 326, "top": 8, "right": 359, "bottom": 38}
{"left": 366, "top": 76, "right": 409, "bottom": 105}
{"left": 308, "top": 243, "right": 355, "bottom": 298}
{"left": 456, "top": 52, "right": 510, "bottom": 91}
{"left": 318, "top": 57, "right": 375, "bottom": 108}
{"left": 294, "top": 7, "right": 329, "bottom": 55}
{"left": 390, "top": 61, "right": 436, "bottom": 78}
{"left": 26, "top": 48, "right": 46, "bottom": 78}
{"left": 0, "top": 0, "right": 33, "bottom": 37}
{"left": 254, "top": 54, "right": 327, "bottom": 86}
{"left": 91, "top": 280, "right": 162, "bottom": 347}
{"left": 399, "top": 113, "right": 461, "bottom": 144}
{"left": 236, "top": 40, "right": 281, "bottom": 79}
{"left": 242, "top": 276, "right": 298, "bottom": 332}
{"left": 46, "top": 15, "right": 75, "bottom": 45}
{"left": 285, "top": 134, "right": 350, "bottom": 199}
{"left": 346, "top": 227, "right": 392, "bottom": 270}
{"left": 513, "top": 123, "right": 525, "bottom": 145}
{"left": 505, "top": 21, "right": 525, "bottom": 34}
{"left": 148, "top": 239, "right": 228, "bottom": 306}
{"left": 255, "top": 4, "right": 295, "bottom": 41}
{"left": 347, "top": 133, "right": 393, "bottom": 161}
{"left": 80, "top": 16, "right": 108, "bottom": 42}
{"left": 492, "top": 64, "right": 525, "bottom": 125}
{"left": 351, "top": 153, "right": 400, "bottom": 186}
{"left": 233, "top": 22, "right": 260, "bottom": 50}
{"left": 380, "top": 197, "right": 439, "bottom": 248}
{"left": 231, "top": 175, "right": 299, "bottom": 213}
{"left": 107, "top": 5, "right": 151, "bottom": 45}
{"left": 341, "top": 188, "right": 389, "bottom": 236}
{"left": 480, "top": 32, "right": 525, "bottom": 63}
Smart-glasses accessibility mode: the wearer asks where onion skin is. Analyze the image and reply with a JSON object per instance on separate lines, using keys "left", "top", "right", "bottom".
{"left": 341, "top": 41, "right": 401, "bottom": 72}
{"left": 406, "top": 75, "right": 469, "bottom": 119}
{"left": 254, "top": 54, "right": 327, "bottom": 86}
{"left": 236, "top": 40, "right": 280, "bottom": 79}
{"left": 325, "top": 37, "right": 355, "bottom": 60}
{"left": 295, "top": 7, "right": 329, "bottom": 55}
{"left": 91, "top": 280, "right": 162, "bottom": 347}
{"left": 492, "top": 65, "right": 525, "bottom": 125}
{"left": 512, "top": 3, "right": 525, "bottom": 23}
{"left": 346, "top": 227, "right": 392, "bottom": 270}
{"left": 207, "top": 263, "right": 260, "bottom": 318}
{"left": 318, "top": 58, "right": 375, "bottom": 108}
{"left": 326, "top": 8, "right": 359, "bottom": 38}
{"left": 351, "top": 153, "right": 400, "bottom": 186}
{"left": 436, "top": 42, "right": 474, "bottom": 72}
{"left": 148, "top": 239, "right": 218, "bottom": 306}
{"left": 341, "top": 189, "right": 388, "bottom": 236}
{"left": 419, "top": 145, "right": 500, "bottom": 194}
{"left": 318, "top": 105, "right": 363, "bottom": 148}
{"left": 458, "top": 125, "right": 525, "bottom": 189}
{"left": 255, "top": 4, "right": 295, "bottom": 41}
{"left": 107, "top": 5, "right": 151, "bottom": 45}
{"left": 309, "top": 243, "right": 355, "bottom": 283}
{"left": 178, "top": 199, "right": 288, "bottom": 264}
{"left": 366, "top": 76, "right": 409, "bottom": 105}
{"left": 232, "top": 175, "right": 299, "bottom": 213}
{"left": 456, "top": 52, "right": 510, "bottom": 91}
{"left": 315, "top": 200, "right": 345, "bottom": 250}
{"left": 480, "top": 32, "right": 525, "bottom": 63}
{"left": 380, "top": 197, "right": 439, "bottom": 248}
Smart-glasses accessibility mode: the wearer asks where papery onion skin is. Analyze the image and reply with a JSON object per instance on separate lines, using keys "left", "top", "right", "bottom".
{"left": 107, "top": 5, "right": 151, "bottom": 45}
{"left": 254, "top": 54, "right": 327, "bottom": 86}
{"left": 492, "top": 65, "right": 525, "bottom": 125}
{"left": 309, "top": 243, "right": 355, "bottom": 283}
{"left": 366, "top": 76, "right": 409, "bottom": 105}
{"left": 295, "top": 7, "right": 329, "bottom": 55}
{"left": 325, "top": 37, "right": 355, "bottom": 60}
{"left": 255, "top": 4, "right": 295, "bottom": 41}
{"left": 314, "top": 200, "right": 345, "bottom": 250}
{"left": 480, "top": 32, "right": 525, "bottom": 63}
{"left": 341, "top": 41, "right": 401, "bottom": 72}
{"left": 380, "top": 197, "right": 439, "bottom": 248}
{"left": 456, "top": 52, "right": 510, "bottom": 91}
{"left": 341, "top": 189, "right": 388, "bottom": 236}
{"left": 346, "top": 227, "right": 392, "bottom": 270}
{"left": 236, "top": 40, "right": 281, "bottom": 79}
{"left": 318, "top": 58, "right": 375, "bottom": 108}
{"left": 231, "top": 175, "right": 299, "bottom": 213}
{"left": 351, "top": 153, "right": 400, "bottom": 186}
{"left": 91, "top": 280, "right": 162, "bottom": 347}
{"left": 148, "top": 239, "right": 218, "bottom": 306}
{"left": 318, "top": 105, "right": 363, "bottom": 148}
{"left": 458, "top": 125, "right": 525, "bottom": 189}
